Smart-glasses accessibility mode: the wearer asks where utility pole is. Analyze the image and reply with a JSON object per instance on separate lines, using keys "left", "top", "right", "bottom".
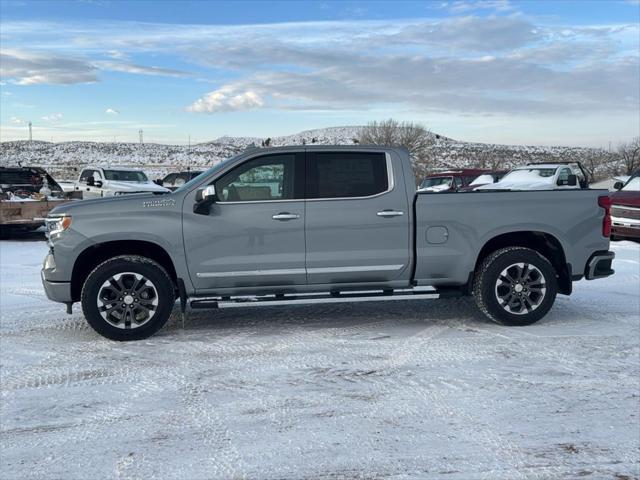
{"left": 139, "top": 129, "right": 144, "bottom": 144}
{"left": 188, "top": 135, "right": 192, "bottom": 171}
{"left": 28, "top": 121, "right": 32, "bottom": 142}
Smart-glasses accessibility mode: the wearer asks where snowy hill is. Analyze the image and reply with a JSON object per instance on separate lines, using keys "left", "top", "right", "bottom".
{"left": 0, "top": 126, "right": 614, "bottom": 181}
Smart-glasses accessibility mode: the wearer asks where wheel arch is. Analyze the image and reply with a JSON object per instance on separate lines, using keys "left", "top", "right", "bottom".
{"left": 474, "top": 231, "right": 572, "bottom": 295}
{"left": 71, "top": 240, "right": 177, "bottom": 302}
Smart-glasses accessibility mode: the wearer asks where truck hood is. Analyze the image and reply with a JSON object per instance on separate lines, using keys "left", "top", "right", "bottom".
{"left": 49, "top": 192, "right": 172, "bottom": 215}
{"left": 611, "top": 191, "right": 640, "bottom": 207}
{"left": 104, "top": 180, "right": 170, "bottom": 193}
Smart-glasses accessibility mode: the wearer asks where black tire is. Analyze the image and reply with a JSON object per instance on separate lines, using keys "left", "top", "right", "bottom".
{"left": 81, "top": 255, "right": 175, "bottom": 341}
{"left": 473, "top": 246, "right": 558, "bottom": 326}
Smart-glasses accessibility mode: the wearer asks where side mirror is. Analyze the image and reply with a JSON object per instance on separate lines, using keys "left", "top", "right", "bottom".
{"left": 154, "top": 179, "right": 163, "bottom": 186}
{"left": 95, "top": 180, "right": 103, "bottom": 188}
{"left": 195, "top": 185, "right": 217, "bottom": 202}
{"left": 194, "top": 185, "right": 217, "bottom": 214}
{"left": 86, "top": 176, "right": 95, "bottom": 186}
{"left": 614, "top": 181, "right": 624, "bottom": 190}
{"left": 567, "top": 174, "right": 577, "bottom": 187}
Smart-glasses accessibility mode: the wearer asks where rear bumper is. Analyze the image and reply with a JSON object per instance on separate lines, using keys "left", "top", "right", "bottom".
{"left": 611, "top": 217, "right": 640, "bottom": 239}
{"left": 585, "top": 251, "right": 615, "bottom": 280}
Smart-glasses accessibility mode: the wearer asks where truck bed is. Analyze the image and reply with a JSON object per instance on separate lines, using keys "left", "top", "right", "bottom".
{"left": 413, "top": 189, "right": 610, "bottom": 286}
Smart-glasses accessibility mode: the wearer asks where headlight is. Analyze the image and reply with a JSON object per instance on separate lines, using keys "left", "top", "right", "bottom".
{"left": 45, "top": 215, "right": 72, "bottom": 236}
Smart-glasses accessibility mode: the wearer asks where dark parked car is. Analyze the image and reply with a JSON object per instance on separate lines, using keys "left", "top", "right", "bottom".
{"left": 611, "top": 171, "right": 640, "bottom": 241}
{"left": 419, "top": 169, "right": 505, "bottom": 192}
{"left": 156, "top": 171, "right": 203, "bottom": 191}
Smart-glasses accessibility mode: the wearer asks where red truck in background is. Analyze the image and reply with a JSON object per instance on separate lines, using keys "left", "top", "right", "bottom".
{"left": 611, "top": 170, "right": 640, "bottom": 241}
{"left": 419, "top": 168, "right": 507, "bottom": 192}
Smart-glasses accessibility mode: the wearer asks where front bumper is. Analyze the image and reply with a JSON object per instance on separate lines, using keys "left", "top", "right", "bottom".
{"left": 585, "top": 251, "right": 615, "bottom": 280}
{"left": 41, "top": 252, "right": 73, "bottom": 303}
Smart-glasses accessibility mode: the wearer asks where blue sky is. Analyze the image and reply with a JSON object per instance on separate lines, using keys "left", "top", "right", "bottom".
{"left": 1, "top": 0, "right": 638, "bottom": 147}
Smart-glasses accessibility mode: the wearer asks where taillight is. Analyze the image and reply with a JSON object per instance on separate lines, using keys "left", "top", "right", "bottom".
{"left": 598, "top": 195, "right": 612, "bottom": 237}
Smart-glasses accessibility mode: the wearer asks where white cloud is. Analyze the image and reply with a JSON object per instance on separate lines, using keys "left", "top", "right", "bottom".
{"left": 0, "top": 16, "right": 637, "bottom": 121}
{"left": 41, "top": 113, "right": 63, "bottom": 122}
{"left": 10, "top": 116, "right": 25, "bottom": 124}
{"left": 443, "top": 0, "right": 516, "bottom": 14}
{"left": 0, "top": 48, "right": 98, "bottom": 85}
{"left": 105, "top": 108, "right": 119, "bottom": 115}
{"left": 106, "top": 50, "right": 128, "bottom": 60}
{"left": 187, "top": 87, "right": 264, "bottom": 113}
{"left": 95, "top": 61, "right": 190, "bottom": 78}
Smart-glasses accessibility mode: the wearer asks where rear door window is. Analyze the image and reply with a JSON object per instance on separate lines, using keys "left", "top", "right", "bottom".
{"left": 306, "top": 152, "right": 388, "bottom": 199}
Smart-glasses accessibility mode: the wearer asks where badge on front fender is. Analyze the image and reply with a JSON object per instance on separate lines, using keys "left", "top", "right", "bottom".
{"left": 143, "top": 198, "right": 176, "bottom": 208}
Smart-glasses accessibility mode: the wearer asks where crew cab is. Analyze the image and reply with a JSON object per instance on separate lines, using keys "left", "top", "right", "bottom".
{"left": 611, "top": 171, "right": 640, "bottom": 240}
{"left": 42, "top": 146, "right": 615, "bottom": 341}
{"left": 73, "top": 166, "right": 170, "bottom": 198}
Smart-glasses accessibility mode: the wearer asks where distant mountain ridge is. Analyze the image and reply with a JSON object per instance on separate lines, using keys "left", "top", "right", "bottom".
{"left": 0, "top": 125, "right": 613, "bottom": 180}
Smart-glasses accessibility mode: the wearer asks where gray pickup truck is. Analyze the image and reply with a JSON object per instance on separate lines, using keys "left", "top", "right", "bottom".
{"left": 41, "top": 146, "right": 615, "bottom": 341}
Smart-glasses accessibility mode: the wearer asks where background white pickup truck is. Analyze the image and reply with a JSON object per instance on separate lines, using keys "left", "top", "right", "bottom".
{"left": 71, "top": 166, "right": 170, "bottom": 198}
{"left": 476, "top": 163, "right": 587, "bottom": 191}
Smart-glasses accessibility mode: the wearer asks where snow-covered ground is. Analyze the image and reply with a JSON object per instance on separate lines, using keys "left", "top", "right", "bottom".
{"left": 1, "top": 237, "right": 638, "bottom": 479}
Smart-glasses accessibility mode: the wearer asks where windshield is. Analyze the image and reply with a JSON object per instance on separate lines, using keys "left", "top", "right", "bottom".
{"left": 501, "top": 168, "right": 558, "bottom": 182}
{"left": 469, "top": 174, "right": 494, "bottom": 186}
{"left": 174, "top": 155, "right": 241, "bottom": 193}
{"left": 420, "top": 177, "right": 453, "bottom": 188}
{"left": 510, "top": 167, "right": 557, "bottom": 178}
{"left": 103, "top": 170, "right": 148, "bottom": 182}
{"left": 622, "top": 175, "right": 640, "bottom": 191}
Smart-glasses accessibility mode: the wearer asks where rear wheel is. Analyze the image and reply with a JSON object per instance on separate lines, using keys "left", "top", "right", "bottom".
{"left": 81, "top": 255, "right": 175, "bottom": 340}
{"left": 473, "top": 247, "right": 558, "bottom": 326}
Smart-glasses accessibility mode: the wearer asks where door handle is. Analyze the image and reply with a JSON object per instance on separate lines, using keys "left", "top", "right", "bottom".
{"left": 272, "top": 212, "right": 300, "bottom": 221}
{"left": 377, "top": 210, "right": 404, "bottom": 217}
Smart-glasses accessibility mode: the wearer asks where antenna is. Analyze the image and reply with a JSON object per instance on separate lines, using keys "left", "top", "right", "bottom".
{"left": 28, "top": 121, "right": 32, "bottom": 142}
{"left": 139, "top": 129, "right": 144, "bottom": 144}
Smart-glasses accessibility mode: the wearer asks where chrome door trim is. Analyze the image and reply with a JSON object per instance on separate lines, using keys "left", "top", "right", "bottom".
{"left": 196, "top": 268, "right": 306, "bottom": 278}
{"left": 195, "top": 153, "right": 394, "bottom": 204}
{"left": 196, "top": 264, "right": 404, "bottom": 278}
{"left": 217, "top": 198, "right": 303, "bottom": 205}
{"left": 306, "top": 264, "right": 404, "bottom": 274}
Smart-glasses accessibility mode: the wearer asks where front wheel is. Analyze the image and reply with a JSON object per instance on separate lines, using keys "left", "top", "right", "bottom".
{"left": 81, "top": 255, "right": 175, "bottom": 340}
{"left": 473, "top": 247, "right": 558, "bottom": 326}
